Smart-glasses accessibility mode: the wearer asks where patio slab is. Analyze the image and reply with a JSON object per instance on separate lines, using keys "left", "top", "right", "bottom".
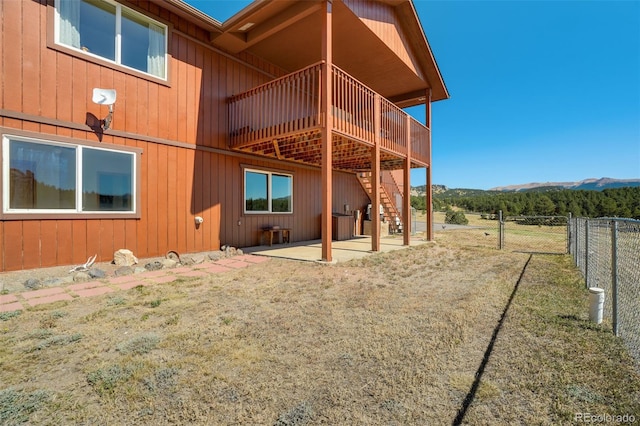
{"left": 241, "top": 235, "right": 428, "bottom": 263}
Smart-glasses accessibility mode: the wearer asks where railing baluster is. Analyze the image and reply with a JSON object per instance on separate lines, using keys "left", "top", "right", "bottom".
{"left": 228, "top": 62, "right": 429, "bottom": 167}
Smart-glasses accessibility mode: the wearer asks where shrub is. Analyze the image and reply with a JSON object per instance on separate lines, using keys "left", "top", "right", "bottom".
{"left": 0, "top": 310, "right": 21, "bottom": 322}
{"left": 445, "top": 210, "right": 469, "bottom": 225}
{"left": 0, "top": 388, "right": 50, "bottom": 424}
{"left": 116, "top": 333, "right": 160, "bottom": 355}
{"left": 87, "top": 365, "right": 134, "bottom": 395}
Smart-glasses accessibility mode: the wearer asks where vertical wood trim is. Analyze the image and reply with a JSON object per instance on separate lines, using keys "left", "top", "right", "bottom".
{"left": 3, "top": 0, "right": 22, "bottom": 113}
{"left": 56, "top": 220, "right": 73, "bottom": 266}
{"left": 22, "top": 1, "right": 41, "bottom": 117}
{"left": 321, "top": 0, "right": 333, "bottom": 261}
{"left": 99, "top": 219, "right": 114, "bottom": 262}
{"left": 40, "top": 222, "right": 58, "bottom": 267}
{"left": 113, "top": 219, "right": 126, "bottom": 255}
{"left": 185, "top": 148, "right": 196, "bottom": 252}
{"left": 176, "top": 146, "right": 187, "bottom": 253}
{"left": 23, "top": 221, "right": 40, "bottom": 270}
{"left": 167, "top": 145, "right": 178, "bottom": 250}
{"left": 157, "top": 144, "right": 169, "bottom": 253}
{"left": 147, "top": 143, "right": 159, "bottom": 255}
{"left": 4, "top": 222, "right": 23, "bottom": 271}
{"left": 86, "top": 220, "right": 101, "bottom": 262}
{"left": 71, "top": 221, "right": 86, "bottom": 264}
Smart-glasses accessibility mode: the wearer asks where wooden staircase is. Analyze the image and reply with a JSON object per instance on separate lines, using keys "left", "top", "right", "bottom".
{"left": 356, "top": 172, "right": 403, "bottom": 233}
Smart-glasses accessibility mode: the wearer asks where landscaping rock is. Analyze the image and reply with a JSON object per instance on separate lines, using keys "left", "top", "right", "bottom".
{"left": 161, "top": 259, "right": 177, "bottom": 269}
{"left": 191, "top": 254, "right": 206, "bottom": 264}
{"left": 208, "top": 252, "right": 224, "bottom": 261}
{"left": 58, "top": 276, "right": 74, "bottom": 285}
{"left": 134, "top": 267, "right": 147, "bottom": 274}
{"left": 236, "top": 248, "right": 244, "bottom": 256}
{"left": 115, "top": 266, "right": 134, "bottom": 276}
{"left": 181, "top": 257, "right": 195, "bottom": 266}
{"left": 43, "top": 278, "right": 63, "bottom": 286}
{"left": 24, "top": 278, "right": 41, "bottom": 290}
{"left": 88, "top": 268, "right": 107, "bottom": 279}
{"left": 145, "top": 261, "right": 163, "bottom": 271}
{"left": 113, "top": 249, "right": 138, "bottom": 267}
{"left": 73, "top": 272, "right": 91, "bottom": 283}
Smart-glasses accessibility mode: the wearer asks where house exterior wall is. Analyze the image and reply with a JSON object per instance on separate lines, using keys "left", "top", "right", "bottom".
{"left": 0, "top": 0, "right": 369, "bottom": 271}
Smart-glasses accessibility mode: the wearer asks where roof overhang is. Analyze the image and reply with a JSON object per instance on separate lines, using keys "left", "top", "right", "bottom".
{"left": 165, "top": 0, "right": 448, "bottom": 105}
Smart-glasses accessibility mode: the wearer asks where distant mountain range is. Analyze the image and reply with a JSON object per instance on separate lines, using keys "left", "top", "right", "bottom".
{"left": 411, "top": 178, "right": 640, "bottom": 195}
{"left": 489, "top": 177, "right": 640, "bottom": 192}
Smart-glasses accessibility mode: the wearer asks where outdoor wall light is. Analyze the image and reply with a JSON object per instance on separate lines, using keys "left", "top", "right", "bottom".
{"left": 92, "top": 88, "right": 117, "bottom": 130}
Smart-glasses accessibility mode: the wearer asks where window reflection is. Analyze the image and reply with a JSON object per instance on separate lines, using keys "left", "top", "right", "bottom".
{"left": 4, "top": 136, "right": 136, "bottom": 214}
{"left": 79, "top": 0, "right": 116, "bottom": 60}
{"left": 9, "top": 141, "right": 76, "bottom": 209}
{"left": 272, "top": 174, "right": 292, "bottom": 213}
{"left": 245, "top": 171, "right": 268, "bottom": 212}
{"left": 244, "top": 169, "right": 293, "bottom": 214}
{"left": 82, "top": 148, "right": 133, "bottom": 211}
{"left": 56, "top": 0, "right": 166, "bottom": 79}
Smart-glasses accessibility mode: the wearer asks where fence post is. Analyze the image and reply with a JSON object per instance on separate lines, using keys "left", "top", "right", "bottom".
{"left": 585, "top": 220, "right": 590, "bottom": 289}
{"left": 611, "top": 220, "right": 619, "bottom": 336}
{"left": 567, "top": 213, "right": 572, "bottom": 255}
{"left": 498, "top": 210, "right": 503, "bottom": 250}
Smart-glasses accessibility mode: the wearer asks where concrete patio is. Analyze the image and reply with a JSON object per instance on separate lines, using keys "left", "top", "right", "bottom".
{"left": 241, "top": 235, "right": 429, "bottom": 263}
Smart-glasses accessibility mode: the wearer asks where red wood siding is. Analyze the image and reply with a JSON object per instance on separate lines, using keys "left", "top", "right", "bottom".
{"left": 0, "top": 0, "right": 370, "bottom": 271}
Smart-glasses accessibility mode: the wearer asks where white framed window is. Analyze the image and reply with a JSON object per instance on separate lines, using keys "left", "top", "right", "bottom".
{"left": 244, "top": 169, "right": 293, "bottom": 214}
{"left": 54, "top": 0, "right": 167, "bottom": 80}
{"left": 3, "top": 135, "right": 137, "bottom": 215}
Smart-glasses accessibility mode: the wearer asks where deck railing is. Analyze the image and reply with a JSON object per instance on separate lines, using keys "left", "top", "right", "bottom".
{"left": 410, "top": 116, "right": 430, "bottom": 164}
{"left": 332, "top": 66, "right": 375, "bottom": 143}
{"left": 228, "top": 62, "right": 431, "bottom": 166}
{"left": 228, "top": 62, "right": 322, "bottom": 146}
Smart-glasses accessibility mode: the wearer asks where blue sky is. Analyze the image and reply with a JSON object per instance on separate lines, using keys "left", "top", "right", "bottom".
{"left": 185, "top": 0, "right": 640, "bottom": 190}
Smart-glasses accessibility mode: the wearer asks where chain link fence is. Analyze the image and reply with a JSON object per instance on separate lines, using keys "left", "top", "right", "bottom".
{"left": 433, "top": 211, "right": 500, "bottom": 249}
{"left": 569, "top": 217, "right": 640, "bottom": 365}
{"left": 500, "top": 215, "right": 568, "bottom": 254}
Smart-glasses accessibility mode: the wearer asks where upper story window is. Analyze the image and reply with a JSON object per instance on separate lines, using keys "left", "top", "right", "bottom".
{"left": 244, "top": 169, "right": 293, "bottom": 214}
{"left": 55, "top": 0, "right": 167, "bottom": 80}
{"left": 3, "top": 134, "right": 138, "bottom": 216}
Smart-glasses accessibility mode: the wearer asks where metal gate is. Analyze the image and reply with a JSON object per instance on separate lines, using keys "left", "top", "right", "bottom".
{"left": 500, "top": 215, "right": 569, "bottom": 254}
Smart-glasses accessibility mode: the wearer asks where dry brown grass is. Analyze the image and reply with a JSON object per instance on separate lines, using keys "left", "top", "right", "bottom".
{"left": 1, "top": 232, "right": 638, "bottom": 425}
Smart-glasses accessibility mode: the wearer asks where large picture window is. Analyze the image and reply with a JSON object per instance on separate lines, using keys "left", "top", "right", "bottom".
{"left": 244, "top": 169, "right": 293, "bottom": 214}
{"left": 55, "top": 0, "right": 167, "bottom": 79}
{"left": 3, "top": 135, "right": 137, "bottom": 215}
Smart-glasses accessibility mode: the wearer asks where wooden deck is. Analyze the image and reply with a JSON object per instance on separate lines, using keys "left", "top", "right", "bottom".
{"left": 228, "top": 63, "right": 430, "bottom": 172}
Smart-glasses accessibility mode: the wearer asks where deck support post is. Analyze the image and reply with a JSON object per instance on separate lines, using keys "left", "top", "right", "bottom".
{"left": 403, "top": 114, "right": 411, "bottom": 246}
{"left": 425, "top": 89, "right": 433, "bottom": 241}
{"left": 371, "top": 93, "right": 381, "bottom": 252}
{"left": 321, "top": 0, "right": 333, "bottom": 261}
